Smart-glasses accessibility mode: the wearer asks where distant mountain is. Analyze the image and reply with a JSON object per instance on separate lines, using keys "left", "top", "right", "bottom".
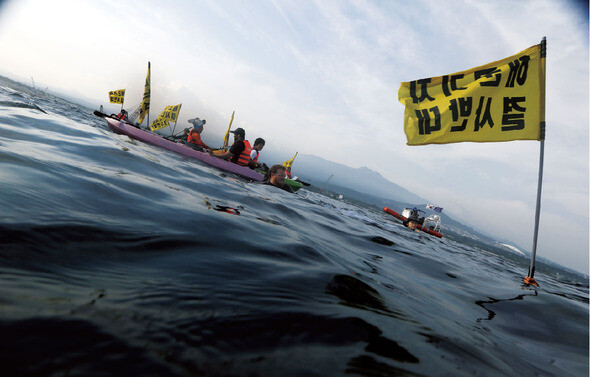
{"left": 284, "top": 154, "right": 428, "bottom": 204}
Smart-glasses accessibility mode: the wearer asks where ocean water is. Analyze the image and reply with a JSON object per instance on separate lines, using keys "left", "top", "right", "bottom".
{"left": 0, "top": 76, "right": 588, "bottom": 377}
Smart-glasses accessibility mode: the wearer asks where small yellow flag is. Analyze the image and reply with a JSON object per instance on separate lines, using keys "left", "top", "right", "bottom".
{"left": 108, "top": 89, "right": 125, "bottom": 104}
{"left": 282, "top": 152, "right": 298, "bottom": 169}
{"left": 150, "top": 117, "right": 169, "bottom": 131}
{"left": 399, "top": 43, "right": 545, "bottom": 145}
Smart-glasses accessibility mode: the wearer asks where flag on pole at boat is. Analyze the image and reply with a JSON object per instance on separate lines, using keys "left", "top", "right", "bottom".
{"left": 138, "top": 62, "right": 151, "bottom": 124}
{"left": 108, "top": 89, "right": 125, "bottom": 104}
{"left": 151, "top": 104, "right": 182, "bottom": 131}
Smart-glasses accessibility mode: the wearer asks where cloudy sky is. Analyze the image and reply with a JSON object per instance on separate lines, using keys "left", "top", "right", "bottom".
{"left": 0, "top": 0, "right": 588, "bottom": 274}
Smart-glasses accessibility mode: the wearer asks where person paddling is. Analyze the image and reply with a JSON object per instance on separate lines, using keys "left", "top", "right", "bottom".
{"left": 186, "top": 118, "right": 211, "bottom": 151}
{"left": 210, "top": 127, "right": 251, "bottom": 165}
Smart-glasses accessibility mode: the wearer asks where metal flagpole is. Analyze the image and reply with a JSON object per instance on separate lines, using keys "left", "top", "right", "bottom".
{"left": 526, "top": 137, "right": 544, "bottom": 285}
{"left": 524, "top": 37, "right": 547, "bottom": 287}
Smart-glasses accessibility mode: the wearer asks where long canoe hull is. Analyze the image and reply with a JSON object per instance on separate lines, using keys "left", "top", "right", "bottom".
{"left": 105, "top": 117, "right": 264, "bottom": 181}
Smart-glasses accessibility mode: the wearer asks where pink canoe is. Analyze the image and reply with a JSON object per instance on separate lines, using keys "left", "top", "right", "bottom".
{"left": 102, "top": 115, "right": 264, "bottom": 181}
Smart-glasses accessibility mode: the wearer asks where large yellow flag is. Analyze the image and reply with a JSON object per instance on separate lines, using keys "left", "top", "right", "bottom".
{"left": 161, "top": 104, "right": 182, "bottom": 122}
{"left": 399, "top": 43, "right": 545, "bottom": 145}
{"left": 108, "top": 89, "right": 125, "bottom": 104}
{"left": 150, "top": 104, "right": 182, "bottom": 131}
{"left": 138, "top": 62, "right": 151, "bottom": 125}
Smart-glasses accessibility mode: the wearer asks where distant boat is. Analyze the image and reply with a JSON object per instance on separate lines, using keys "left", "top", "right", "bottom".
{"left": 401, "top": 207, "right": 442, "bottom": 233}
{"left": 383, "top": 206, "right": 443, "bottom": 238}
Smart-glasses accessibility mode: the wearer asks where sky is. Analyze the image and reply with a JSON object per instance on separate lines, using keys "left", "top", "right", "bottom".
{"left": 0, "top": 0, "right": 588, "bottom": 275}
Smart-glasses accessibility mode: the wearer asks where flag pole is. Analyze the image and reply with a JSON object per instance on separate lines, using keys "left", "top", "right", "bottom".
{"left": 524, "top": 37, "right": 546, "bottom": 287}
{"left": 171, "top": 114, "right": 179, "bottom": 136}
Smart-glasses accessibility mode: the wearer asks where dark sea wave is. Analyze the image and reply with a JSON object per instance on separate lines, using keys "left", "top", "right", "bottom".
{"left": 0, "top": 76, "right": 588, "bottom": 376}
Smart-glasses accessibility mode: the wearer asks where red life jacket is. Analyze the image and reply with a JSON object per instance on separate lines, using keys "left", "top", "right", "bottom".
{"left": 117, "top": 112, "right": 126, "bottom": 120}
{"left": 251, "top": 149, "right": 259, "bottom": 162}
{"left": 236, "top": 140, "right": 252, "bottom": 166}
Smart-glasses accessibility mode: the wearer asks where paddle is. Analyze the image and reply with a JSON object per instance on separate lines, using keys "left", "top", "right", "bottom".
{"left": 93, "top": 110, "right": 114, "bottom": 118}
{"left": 295, "top": 178, "right": 311, "bottom": 186}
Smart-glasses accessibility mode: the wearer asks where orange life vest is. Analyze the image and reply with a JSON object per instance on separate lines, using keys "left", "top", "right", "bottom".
{"left": 187, "top": 129, "right": 211, "bottom": 149}
{"left": 187, "top": 129, "right": 201, "bottom": 144}
{"left": 236, "top": 140, "right": 252, "bottom": 166}
{"left": 117, "top": 112, "right": 126, "bottom": 120}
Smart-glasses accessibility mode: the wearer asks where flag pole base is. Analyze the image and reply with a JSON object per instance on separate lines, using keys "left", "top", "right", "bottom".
{"left": 523, "top": 276, "right": 539, "bottom": 287}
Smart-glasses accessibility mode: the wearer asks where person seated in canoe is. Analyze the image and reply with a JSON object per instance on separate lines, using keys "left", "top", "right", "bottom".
{"left": 185, "top": 118, "right": 211, "bottom": 151}
{"left": 117, "top": 109, "right": 128, "bottom": 121}
{"left": 263, "top": 164, "right": 294, "bottom": 193}
{"left": 248, "top": 138, "right": 265, "bottom": 170}
{"left": 210, "top": 127, "right": 252, "bottom": 166}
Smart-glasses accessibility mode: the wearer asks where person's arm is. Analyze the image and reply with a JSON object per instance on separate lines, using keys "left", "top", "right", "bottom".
{"left": 210, "top": 150, "right": 233, "bottom": 160}
{"left": 192, "top": 133, "right": 211, "bottom": 150}
{"left": 198, "top": 140, "right": 211, "bottom": 150}
{"left": 222, "top": 141, "right": 244, "bottom": 163}
{"left": 210, "top": 141, "right": 241, "bottom": 160}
